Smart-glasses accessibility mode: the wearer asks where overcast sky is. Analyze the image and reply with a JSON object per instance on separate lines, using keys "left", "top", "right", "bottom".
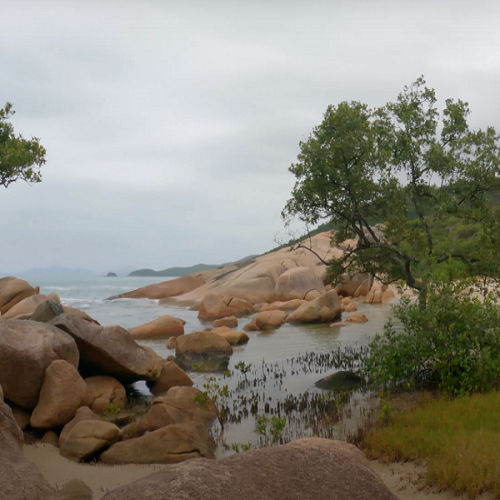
{"left": 1, "top": 0, "right": 499, "bottom": 274}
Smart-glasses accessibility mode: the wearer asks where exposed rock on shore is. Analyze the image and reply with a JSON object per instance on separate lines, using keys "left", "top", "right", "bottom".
{"left": 129, "top": 314, "right": 185, "bottom": 340}
{"left": 0, "top": 320, "right": 79, "bottom": 410}
{"left": 101, "top": 438, "right": 398, "bottom": 500}
{"left": 51, "top": 314, "right": 162, "bottom": 383}
{"left": 0, "top": 390, "right": 55, "bottom": 500}
{"left": 0, "top": 277, "right": 37, "bottom": 316}
{"left": 175, "top": 331, "right": 233, "bottom": 371}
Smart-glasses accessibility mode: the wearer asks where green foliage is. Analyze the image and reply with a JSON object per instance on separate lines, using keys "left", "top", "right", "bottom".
{"left": 254, "top": 414, "right": 287, "bottom": 445}
{"left": 0, "top": 103, "right": 46, "bottom": 188}
{"left": 234, "top": 361, "right": 252, "bottom": 378}
{"left": 364, "top": 282, "right": 500, "bottom": 394}
{"left": 362, "top": 391, "right": 500, "bottom": 498}
{"left": 102, "top": 401, "right": 121, "bottom": 418}
{"left": 283, "top": 77, "right": 500, "bottom": 308}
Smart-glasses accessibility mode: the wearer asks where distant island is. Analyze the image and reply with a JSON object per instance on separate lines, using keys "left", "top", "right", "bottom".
{"left": 128, "top": 256, "right": 258, "bottom": 278}
{"left": 106, "top": 272, "right": 117, "bottom": 277}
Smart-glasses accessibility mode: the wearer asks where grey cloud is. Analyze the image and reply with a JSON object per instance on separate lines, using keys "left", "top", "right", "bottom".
{"left": 1, "top": 0, "right": 499, "bottom": 273}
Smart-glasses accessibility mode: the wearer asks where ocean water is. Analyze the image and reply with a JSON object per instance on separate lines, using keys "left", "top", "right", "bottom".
{"left": 30, "top": 275, "right": 395, "bottom": 452}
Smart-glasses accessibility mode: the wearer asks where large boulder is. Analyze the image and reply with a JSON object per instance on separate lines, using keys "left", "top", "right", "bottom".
{"left": 226, "top": 298, "right": 255, "bottom": 317}
{"left": 59, "top": 406, "right": 101, "bottom": 448}
{"left": 30, "top": 360, "right": 88, "bottom": 429}
{"left": 175, "top": 331, "right": 232, "bottom": 371}
{"left": 335, "top": 273, "right": 374, "bottom": 298}
{"left": 255, "top": 310, "right": 288, "bottom": 331}
{"left": 259, "top": 299, "right": 306, "bottom": 312}
{"left": 60, "top": 420, "right": 121, "bottom": 462}
{"left": 287, "top": 290, "right": 342, "bottom": 324}
{"left": 0, "top": 277, "right": 36, "bottom": 316}
{"left": 101, "top": 438, "right": 398, "bottom": 500}
{"left": 0, "top": 396, "right": 55, "bottom": 500}
{"left": 62, "top": 306, "right": 100, "bottom": 324}
{"left": 129, "top": 315, "right": 185, "bottom": 339}
{"left": 213, "top": 315, "right": 238, "bottom": 328}
{"left": 0, "top": 320, "right": 79, "bottom": 410}
{"left": 99, "top": 422, "right": 214, "bottom": 465}
{"left": 118, "top": 274, "right": 206, "bottom": 300}
{"left": 274, "top": 266, "right": 326, "bottom": 301}
{"left": 30, "top": 299, "right": 64, "bottom": 323}
{"left": 197, "top": 294, "right": 233, "bottom": 320}
{"left": 212, "top": 328, "right": 249, "bottom": 346}
{"left": 152, "top": 386, "right": 218, "bottom": 428}
{"left": 147, "top": 360, "right": 193, "bottom": 395}
{"left": 51, "top": 314, "right": 162, "bottom": 384}
{"left": 84, "top": 376, "right": 126, "bottom": 414}
{"left": 1, "top": 292, "right": 60, "bottom": 319}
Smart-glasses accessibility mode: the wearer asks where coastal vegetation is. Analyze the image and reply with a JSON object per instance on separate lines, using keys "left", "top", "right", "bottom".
{"left": 283, "top": 76, "right": 500, "bottom": 309}
{"left": 0, "top": 102, "right": 46, "bottom": 189}
{"left": 362, "top": 391, "right": 500, "bottom": 498}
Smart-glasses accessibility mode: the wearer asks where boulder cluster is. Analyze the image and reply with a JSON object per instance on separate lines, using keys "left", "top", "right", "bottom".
{"left": 0, "top": 277, "right": 218, "bottom": 487}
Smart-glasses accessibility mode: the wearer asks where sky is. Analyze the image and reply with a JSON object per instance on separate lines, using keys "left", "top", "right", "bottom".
{"left": 1, "top": 0, "right": 499, "bottom": 274}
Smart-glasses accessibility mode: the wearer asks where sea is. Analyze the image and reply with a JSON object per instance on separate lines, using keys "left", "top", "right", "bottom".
{"left": 30, "top": 275, "right": 394, "bottom": 452}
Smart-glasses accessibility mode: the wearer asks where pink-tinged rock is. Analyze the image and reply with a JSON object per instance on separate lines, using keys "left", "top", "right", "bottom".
{"left": 274, "top": 267, "right": 325, "bottom": 302}
{"left": 198, "top": 294, "right": 233, "bottom": 320}
{"left": 345, "top": 313, "right": 368, "bottom": 323}
{"left": 99, "top": 422, "right": 214, "bottom": 465}
{"left": 255, "top": 310, "right": 288, "bottom": 331}
{"left": 84, "top": 376, "right": 126, "bottom": 414}
{"left": 31, "top": 360, "right": 88, "bottom": 429}
{"left": 148, "top": 360, "right": 193, "bottom": 395}
{"left": 287, "top": 290, "right": 342, "bottom": 324}
{"left": 213, "top": 315, "right": 238, "bottom": 328}
{"left": 227, "top": 298, "right": 255, "bottom": 317}
{"left": 129, "top": 315, "right": 185, "bottom": 339}
{"left": 51, "top": 314, "right": 162, "bottom": 384}
{"left": 0, "top": 319, "right": 78, "bottom": 410}
{"left": 101, "top": 438, "right": 398, "bottom": 500}
{"left": 0, "top": 277, "right": 36, "bottom": 316}
{"left": 0, "top": 397, "right": 55, "bottom": 499}
{"left": 1, "top": 292, "right": 60, "bottom": 319}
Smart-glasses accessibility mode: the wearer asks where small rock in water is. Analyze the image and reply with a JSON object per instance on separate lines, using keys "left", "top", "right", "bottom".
{"left": 315, "top": 371, "right": 364, "bottom": 390}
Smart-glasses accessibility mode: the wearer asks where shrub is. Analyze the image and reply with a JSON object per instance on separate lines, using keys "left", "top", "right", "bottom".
{"left": 365, "top": 282, "right": 500, "bottom": 394}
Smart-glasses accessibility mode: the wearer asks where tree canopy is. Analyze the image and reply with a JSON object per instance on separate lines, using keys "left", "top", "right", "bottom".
{"left": 283, "top": 77, "right": 500, "bottom": 308}
{"left": 0, "top": 102, "right": 46, "bottom": 188}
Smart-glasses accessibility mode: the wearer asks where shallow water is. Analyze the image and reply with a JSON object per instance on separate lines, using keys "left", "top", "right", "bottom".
{"left": 33, "top": 276, "right": 395, "bottom": 455}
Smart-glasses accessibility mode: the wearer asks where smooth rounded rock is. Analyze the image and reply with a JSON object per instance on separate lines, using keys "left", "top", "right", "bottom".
{"left": 100, "top": 422, "right": 214, "bottom": 465}
{"left": 0, "top": 320, "right": 79, "bottom": 410}
{"left": 61, "top": 420, "right": 121, "bottom": 462}
{"left": 197, "top": 294, "right": 233, "bottom": 320}
{"left": 100, "top": 438, "right": 398, "bottom": 500}
{"left": 129, "top": 315, "right": 185, "bottom": 339}
{"left": 59, "top": 406, "right": 102, "bottom": 448}
{"left": 287, "top": 290, "right": 342, "bottom": 324}
{"left": 31, "top": 360, "right": 88, "bottom": 429}
{"left": 147, "top": 360, "right": 193, "bottom": 395}
{"left": 255, "top": 310, "right": 288, "bottom": 330}
{"left": 175, "top": 331, "right": 232, "bottom": 371}
{"left": 51, "top": 314, "right": 162, "bottom": 384}
{"left": 213, "top": 316, "right": 238, "bottom": 328}
{"left": 84, "top": 376, "right": 126, "bottom": 414}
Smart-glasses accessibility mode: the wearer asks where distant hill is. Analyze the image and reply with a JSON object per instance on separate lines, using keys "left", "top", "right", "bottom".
{"left": 128, "top": 255, "right": 258, "bottom": 278}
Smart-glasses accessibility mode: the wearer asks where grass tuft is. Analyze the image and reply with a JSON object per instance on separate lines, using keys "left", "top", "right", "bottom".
{"left": 361, "top": 390, "right": 500, "bottom": 498}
